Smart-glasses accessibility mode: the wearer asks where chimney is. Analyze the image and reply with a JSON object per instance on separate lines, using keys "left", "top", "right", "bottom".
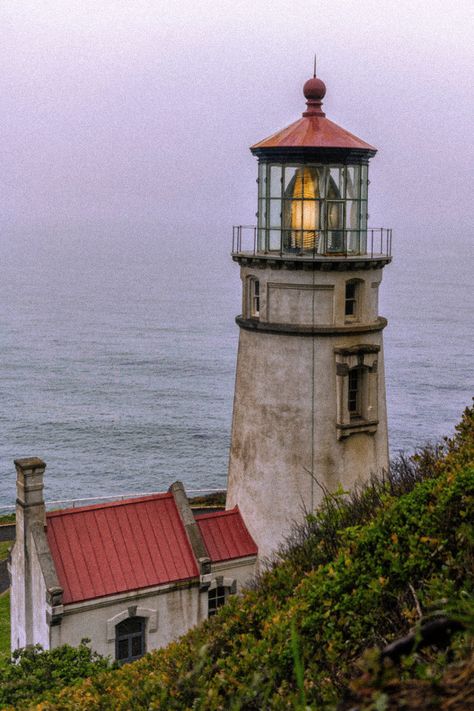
{"left": 15, "top": 457, "right": 46, "bottom": 524}
{"left": 11, "top": 458, "right": 47, "bottom": 649}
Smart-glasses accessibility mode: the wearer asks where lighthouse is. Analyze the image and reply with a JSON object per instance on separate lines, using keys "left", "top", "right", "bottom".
{"left": 226, "top": 71, "right": 392, "bottom": 559}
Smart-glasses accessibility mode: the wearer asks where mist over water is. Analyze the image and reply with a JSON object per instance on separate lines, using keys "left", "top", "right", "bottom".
{"left": 0, "top": 225, "right": 471, "bottom": 509}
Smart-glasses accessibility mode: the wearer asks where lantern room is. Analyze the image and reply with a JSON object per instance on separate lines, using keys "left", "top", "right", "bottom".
{"left": 233, "top": 73, "right": 391, "bottom": 260}
{"left": 256, "top": 162, "right": 368, "bottom": 255}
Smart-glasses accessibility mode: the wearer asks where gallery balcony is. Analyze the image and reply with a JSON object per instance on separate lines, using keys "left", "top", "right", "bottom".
{"left": 231, "top": 226, "right": 392, "bottom": 270}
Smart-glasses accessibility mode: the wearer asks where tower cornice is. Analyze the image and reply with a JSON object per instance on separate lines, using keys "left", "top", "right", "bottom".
{"left": 235, "top": 315, "right": 388, "bottom": 336}
{"left": 232, "top": 254, "right": 392, "bottom": 271}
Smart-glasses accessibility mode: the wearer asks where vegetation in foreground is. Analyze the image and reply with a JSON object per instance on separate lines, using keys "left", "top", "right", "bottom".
{"left": 0, "top": 593, "right": 10, "bottom": 657}
{"left": 0, "top": 405, "right": 472, "bottom": 710}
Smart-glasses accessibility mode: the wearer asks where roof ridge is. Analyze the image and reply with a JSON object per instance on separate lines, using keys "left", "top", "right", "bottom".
{"left": 46, "top": 492, "right": 173, "bottom": 518}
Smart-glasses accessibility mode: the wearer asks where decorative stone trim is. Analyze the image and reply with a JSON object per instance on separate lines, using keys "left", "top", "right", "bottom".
{"left": 236, "top": 316, "right": 387, "bottom": 336}
{"left": 335, "top": 346, "right": 380, "bottom": 439}
{"left": 106, "top": 607, "right": 157, "bottom": 641}
{"left": 207, "top": 576, "right": 237, "bottom": 595}
{"left": 233, "top": 254, "right": 391, "bottom": 271}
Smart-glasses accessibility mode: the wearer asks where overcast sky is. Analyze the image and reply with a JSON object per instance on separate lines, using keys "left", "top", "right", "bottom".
{"left": 1, "top": 0, "right": 472, "bottom": 241}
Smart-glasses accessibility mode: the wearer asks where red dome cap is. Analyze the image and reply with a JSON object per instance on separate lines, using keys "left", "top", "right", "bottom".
{"left": 303, "top": 74, "right": 326, "bottom": 117}
{"left": 303, "top": 76, "right": 326, "bottom": 101}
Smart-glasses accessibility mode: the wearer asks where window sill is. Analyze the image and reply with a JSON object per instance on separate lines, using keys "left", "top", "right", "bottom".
{"left": 336, "top": 418, "right": 378, "bottom": 439}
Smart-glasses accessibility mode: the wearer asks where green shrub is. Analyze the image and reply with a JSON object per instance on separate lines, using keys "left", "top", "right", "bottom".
{"left": 0, "top": 641, "right": 112, "bottom": 709}
{"left": 0, "top": 592, "right": 10, "bottom": 657}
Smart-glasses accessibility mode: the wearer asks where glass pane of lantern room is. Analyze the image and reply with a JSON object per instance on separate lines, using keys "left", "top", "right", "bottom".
{"left": 258, "top": 163, "right": 267, "bottom": 200}
{"left": 345, "top": 201, "right": 359, "bottom": 230}
{"left": 359, "top": 202, "right": 368, "bottom": 253}
{"left": 328, "top": 167, "right": 343, "bottom": 199}
{"left": 346, "top": 231, "right": 360, "bottom": 254}
{"left": 269, "top": 199, "right": 281, "bottom": 228}
{"left": 257, "top": 198, "right": 266, "bottom": 251}
{"left": 284, "top": 166, "right": 300, "bottom": 193}
{"left": 346, "top": 201, "right": 360, "bottom": 254}
{"left": 269, "top": 229, "right": 281, "bottom": 251}
{"left": 326, "top": 201, "right": 345, "bottom": 253}
{"left": 346, "top": 166, "right": 360, "bottom": 199}
{"left": 270, "top": 165, "right": 282, "bottom": 198}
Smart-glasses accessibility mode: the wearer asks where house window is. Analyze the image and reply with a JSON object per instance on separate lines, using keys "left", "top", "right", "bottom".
{"left": 208, "top": 585, "right": 227, "bottom": 617}
{"left": 115, "top": 616, "right": 146, "bottom": 664}
{"left": 348, "top": 368, "right": 361, "bottom": 418}
{"left": 250, "top": 278, "right": 260, "bottom": 318}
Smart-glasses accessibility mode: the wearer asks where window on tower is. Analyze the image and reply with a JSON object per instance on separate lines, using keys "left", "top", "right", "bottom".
{"left": 348, "top": 367, "right": 361, "bottom": 418}
{"left": 249, "top": 278, "right": 260, "bottom": 318}
{"left": 345, "top": 279, "right": 362, "bottom": 320}
{"left": 335, "top": 346, "right": 380, "bottom": 439}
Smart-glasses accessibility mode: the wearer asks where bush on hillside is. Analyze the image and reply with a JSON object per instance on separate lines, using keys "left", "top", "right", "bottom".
{"left": 0, "top": 641, "right": 112, "bottom": 709}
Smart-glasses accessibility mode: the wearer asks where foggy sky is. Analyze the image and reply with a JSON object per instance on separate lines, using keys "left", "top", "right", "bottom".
{"left": 1, "top": 0, "right": 473, "bottom": 241}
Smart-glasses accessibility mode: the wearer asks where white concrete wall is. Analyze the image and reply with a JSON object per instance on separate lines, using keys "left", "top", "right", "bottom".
{"left": 211, "top": 558, "right": 256, "bottom": 591}
{"left": 29, "top": 534, "right": 50, "bottom": 648}
{"left": 10, "top": 526, "right": 51, "bottom": 651}
{"left": 50, "top": 557, "right": 257, "bottom": 660}
{"left": 227, "top": 264, "right": 389, "bottom": 559}
{"left": 53, "top": 583, "right": 202, "bottom": 659}
{"left": 242, "top": 267, "right": 382, "bottom": 327}
{"left": 9, "top": 528, "right": 26, "bottom": 652}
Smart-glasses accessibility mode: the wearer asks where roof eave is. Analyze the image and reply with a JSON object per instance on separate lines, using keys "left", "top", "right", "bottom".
{"left": 250, "top": 146, "right": 377, "bottom": 161}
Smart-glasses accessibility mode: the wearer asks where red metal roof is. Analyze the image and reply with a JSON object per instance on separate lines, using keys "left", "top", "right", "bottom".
{"left": 196, "top": 507, "right": 258, "bottom": 563}
{"left": 251, "top": 74, "right": 376, "bottom": 153}
{"left": 251, "top": 115, "right": 376, "bottom": 152}
{"left": 46, "top": 493, "right": 199, "bottom": 604}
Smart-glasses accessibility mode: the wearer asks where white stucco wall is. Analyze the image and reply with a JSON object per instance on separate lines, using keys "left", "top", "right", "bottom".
{"left": 10, "top": 516, "right": 50, "bottom": 651}
{"left": 52, "top": 583, "right": 202, "bottom": 659}
{"left": 9, "top": 535, "right": 26, "bottom": 652}
{"left": 30, "top": 533, "right": 50, "bottom": 648}
{"left": 227, "top": 264, "right": 389, "bottom": 559}
{"left": 210, "top": 557, "right": 256, "bottom": 591}
{"left": 49, "top": 556, "right": 257, "bottom": 660}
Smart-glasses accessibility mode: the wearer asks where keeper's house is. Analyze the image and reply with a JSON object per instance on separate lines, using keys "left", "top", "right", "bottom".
{"left": 9, "top": 458, "right": 257, "bottom": 663}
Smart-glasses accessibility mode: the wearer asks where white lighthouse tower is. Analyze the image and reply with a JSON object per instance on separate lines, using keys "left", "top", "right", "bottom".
{"left": 226, "top": 72, "right": 392, "bottom": 559}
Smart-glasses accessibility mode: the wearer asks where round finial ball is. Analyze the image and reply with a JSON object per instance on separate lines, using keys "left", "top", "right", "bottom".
{"left": 303, "top": 76, "right": 326, "bottom": 101}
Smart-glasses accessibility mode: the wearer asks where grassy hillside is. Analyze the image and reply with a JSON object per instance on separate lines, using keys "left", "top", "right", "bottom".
{"left": 2, "top": 405, "right": 473, "bottom": 710}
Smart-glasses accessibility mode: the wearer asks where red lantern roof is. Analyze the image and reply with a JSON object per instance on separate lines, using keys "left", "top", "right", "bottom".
{"left": 251, "top": 74, "right": 376, "bottom": 155}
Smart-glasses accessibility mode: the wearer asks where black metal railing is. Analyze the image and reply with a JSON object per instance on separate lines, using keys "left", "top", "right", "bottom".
{"left": 232, "top": 226, "right": 392, "bottom": 259}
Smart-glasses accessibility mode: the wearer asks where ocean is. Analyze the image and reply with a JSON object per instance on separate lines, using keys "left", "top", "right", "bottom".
{"left": 0, "top": 224, "right": 472, "bottom": 510}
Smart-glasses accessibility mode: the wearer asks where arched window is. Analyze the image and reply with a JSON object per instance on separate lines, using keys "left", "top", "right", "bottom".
{"left": 207, "top": 577, "right": 237, "bottom": 617}
{"left": 335, "top": 345, "right": 380, "bottom": 438}
{"left": 249, "top": 278, "right": 260, "bottom": 318}
{"left": 345, "top": 279, "right": 362, "bottom": 320}
{"left": 208, "top": 585, "right": 228, "bottom": 617}
{"left": 115, "top": 616, "right": 146, "bottom": 664}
